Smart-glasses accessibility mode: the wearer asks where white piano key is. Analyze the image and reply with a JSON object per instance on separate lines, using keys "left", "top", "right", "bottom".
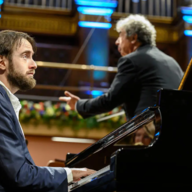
{"left": 68, "top": 165, "right": 110, "bottom": 191}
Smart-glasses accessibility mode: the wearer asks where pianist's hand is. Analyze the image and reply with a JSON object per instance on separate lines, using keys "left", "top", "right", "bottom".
{"left": 59, "top": 91, "right": 80, "bottom": 110}
{"left": 71, "top": 168, "right": 96, "bottom": 182}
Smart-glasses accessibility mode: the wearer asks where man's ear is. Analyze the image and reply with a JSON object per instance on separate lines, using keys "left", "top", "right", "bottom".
{"left": 0, "top": 55, "right": 7, "bottom": 70}
{"left": 130, "top": 34, "right": 138, "bottom": 44}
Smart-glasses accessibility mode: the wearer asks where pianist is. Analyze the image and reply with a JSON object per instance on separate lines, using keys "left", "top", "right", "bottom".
{"left": 0, "top": 30, "right": 95, "bottom": 192}
{"left": 59, "top": 14, "right": 183, "bottom": 121}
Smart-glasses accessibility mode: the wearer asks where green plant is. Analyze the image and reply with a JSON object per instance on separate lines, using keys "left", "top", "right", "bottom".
{"left": 19, "top": 100, "right": 127, "bottom": 131}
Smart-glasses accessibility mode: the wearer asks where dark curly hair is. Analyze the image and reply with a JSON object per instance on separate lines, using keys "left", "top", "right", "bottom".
{"left": 0, "top": 30, "right": 36, "bottom": 61}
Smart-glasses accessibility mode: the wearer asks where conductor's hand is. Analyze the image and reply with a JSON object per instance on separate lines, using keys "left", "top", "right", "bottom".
{"left": 59, "top": 91, "right": 80, "bottom": 110}
{"left": 71, "top": 168, "right": 96, "bottom": 182}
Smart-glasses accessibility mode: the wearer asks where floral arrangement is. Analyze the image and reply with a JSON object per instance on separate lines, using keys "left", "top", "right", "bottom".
{"left": 19, "top": 100, "right": 127, "bottom": 131}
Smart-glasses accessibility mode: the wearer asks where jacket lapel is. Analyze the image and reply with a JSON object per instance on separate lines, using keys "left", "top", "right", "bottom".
{"left": 0, "top": 86, "right": 26, "bottom": 143}
{"left": 0, "top": 85, "right": 35, "bottom": 164}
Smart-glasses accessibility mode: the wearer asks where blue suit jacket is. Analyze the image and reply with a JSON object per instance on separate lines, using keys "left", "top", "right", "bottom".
{"left": 0, "top": 85, "right": 68, "bottom": 192}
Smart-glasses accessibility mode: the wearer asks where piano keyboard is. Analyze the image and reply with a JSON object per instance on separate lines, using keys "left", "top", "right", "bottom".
{"left": 68, "top": 165, "right": 110, "bottom": 191}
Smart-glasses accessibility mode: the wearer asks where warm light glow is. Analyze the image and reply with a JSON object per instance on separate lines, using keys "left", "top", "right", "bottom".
{"left": 51, "top": 137, "right": 96, "bottom": 143}
{"left": 81, "top": 65, "right": 87, "bottom": 69}
{"left": 108, "top": 67, "right": 114, "bottom": 71}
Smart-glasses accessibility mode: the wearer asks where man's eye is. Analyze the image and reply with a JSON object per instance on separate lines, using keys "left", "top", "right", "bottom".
{"left": 22, "top": 54, "right": 27, "bottom": 59}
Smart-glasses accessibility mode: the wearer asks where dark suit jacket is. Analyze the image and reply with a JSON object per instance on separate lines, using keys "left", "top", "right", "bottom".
{"left": 77, "top": 44, "right": 184, "bottom": 120}
{"left": 0, "top": 85, "right": 68, "bottom": 192}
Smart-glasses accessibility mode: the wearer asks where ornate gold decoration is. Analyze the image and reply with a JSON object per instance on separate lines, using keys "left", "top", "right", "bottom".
{"left": 0, "top": 5, "right": 185, "bottom": 41}
{"left": 3, "top": 3, "right": 73, "bottom": 15}
{"left": 0, "top": 4, "right": 79, "bottom": 35}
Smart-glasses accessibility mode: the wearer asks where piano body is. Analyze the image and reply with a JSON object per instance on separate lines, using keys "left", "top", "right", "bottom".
{"left": 66, "top": 89, "right": 192, "bottom": 192}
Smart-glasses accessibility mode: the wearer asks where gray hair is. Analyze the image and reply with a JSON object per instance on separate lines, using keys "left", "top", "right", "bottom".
{"left": 116, "top": 14, "right": 156, "bottom": 46}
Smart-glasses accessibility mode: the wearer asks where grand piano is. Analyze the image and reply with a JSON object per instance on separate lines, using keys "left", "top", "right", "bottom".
{"left": 65, "top": 61, "right": 192, "bottom": 192}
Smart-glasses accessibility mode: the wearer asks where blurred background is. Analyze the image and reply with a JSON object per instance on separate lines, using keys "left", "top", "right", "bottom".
{"left": 1, "top": 0, "right": 192, "bottom": 166}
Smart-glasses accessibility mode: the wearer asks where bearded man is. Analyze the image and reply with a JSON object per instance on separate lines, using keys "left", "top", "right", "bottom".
{"left": 0, "top": 30, "right": 95, "bottom": 192}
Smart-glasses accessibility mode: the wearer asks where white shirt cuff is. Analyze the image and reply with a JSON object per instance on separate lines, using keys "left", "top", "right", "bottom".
{"left": 64, "top": 168, "right": 73, "bottom": 183}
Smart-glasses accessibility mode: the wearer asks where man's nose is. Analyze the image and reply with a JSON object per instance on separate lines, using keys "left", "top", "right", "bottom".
{"left": 30, "top": 60, "right": 37, "bottom": 69}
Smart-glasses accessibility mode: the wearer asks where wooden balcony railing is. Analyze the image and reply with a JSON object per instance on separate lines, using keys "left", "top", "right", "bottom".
{"left": 16, "top": 61, "right": 118, "bottom": 100}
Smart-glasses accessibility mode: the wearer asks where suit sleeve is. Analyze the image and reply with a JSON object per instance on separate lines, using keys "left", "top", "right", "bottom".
{"left": 76, "top": 57, "right": 137, "bottom": 118}
{"left": 0, "top": 93, "right": 68, "bottom": 192}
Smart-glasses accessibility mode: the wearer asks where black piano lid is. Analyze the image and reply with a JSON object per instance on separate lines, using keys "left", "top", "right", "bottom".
{"left": 65, "top": 107, "right": 159, "bottom": 168}
{"left": 66, "top": 57, "right": 192, "bottom": 168}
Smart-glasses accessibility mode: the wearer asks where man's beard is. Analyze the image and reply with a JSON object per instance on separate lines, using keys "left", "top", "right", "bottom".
{"left": 7, "top": 60, "right": 36, "bottom": 92}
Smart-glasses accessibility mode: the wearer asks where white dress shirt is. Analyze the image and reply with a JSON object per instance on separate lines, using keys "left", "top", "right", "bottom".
{"left": 0, "top": 81, "right": 73, "bottom": 183}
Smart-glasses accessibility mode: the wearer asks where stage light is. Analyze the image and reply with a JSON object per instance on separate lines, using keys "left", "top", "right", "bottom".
{"left": 183, "top": 15, "right": 192, "bottom": 24}
{"left": 75, "top": 0, "right": 118, "bottom": 8}
{"left": 91, "top": 90, "right": 103, "bottom": 96}
{"left": 181, "top": 7, "right": 192, "bottom": 15}
{"left": 85, "top": 90, "right": 104, "bottom": 97}
{"left": 184, "top": 30, "right": 192, "bottom": 36}
{"left": 78, "top": 21, "right": 112, "bottom": 29}
{"left": 77, "top": 7, "right": 113, "bottom": 16}
{"left": 155, "top": 132, "right": 160, "bottom": 136}
{"left": 181, "top": 8, "right": 192, "bottom": 37}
